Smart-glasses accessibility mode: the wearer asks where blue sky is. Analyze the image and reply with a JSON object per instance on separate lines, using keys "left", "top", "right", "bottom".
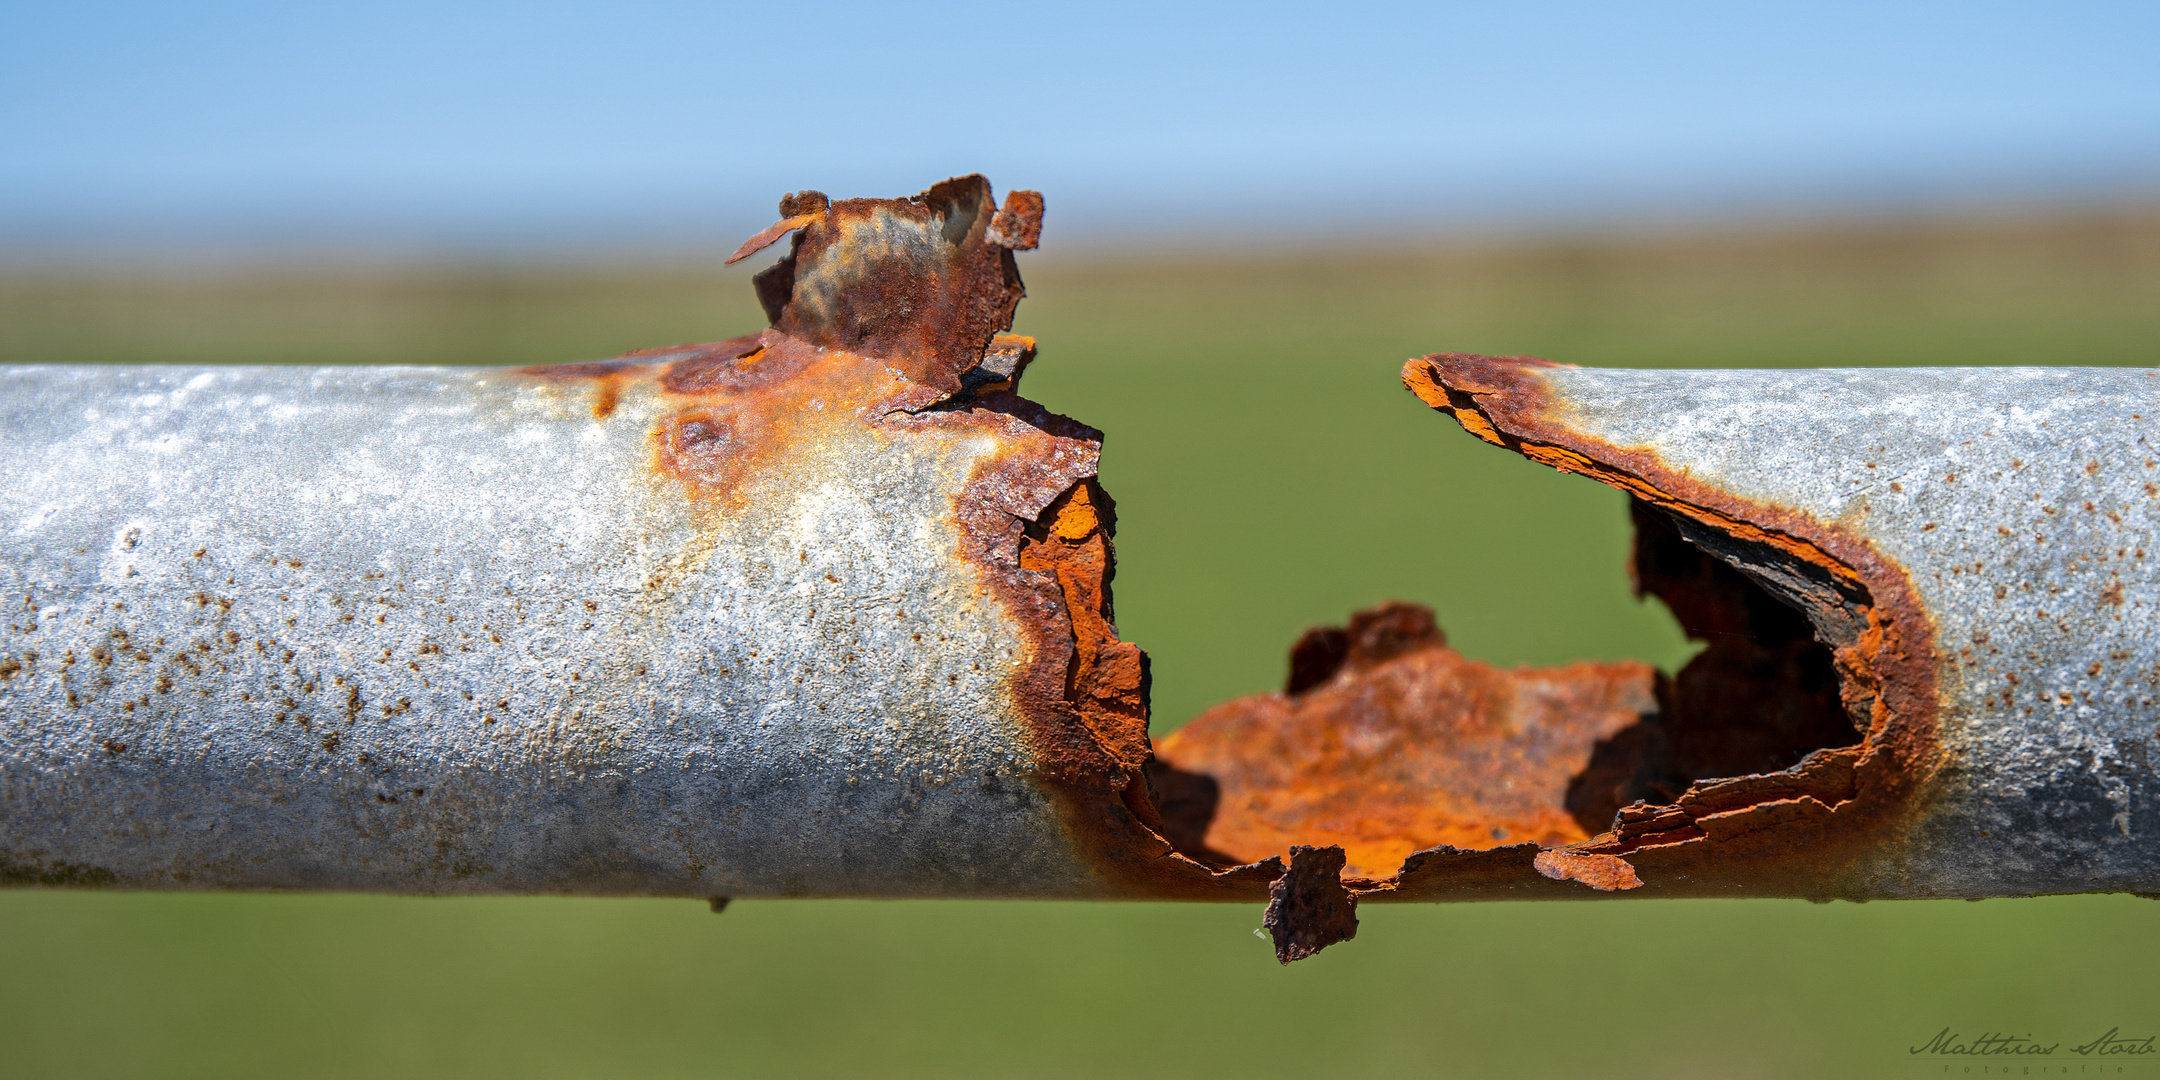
{"left": 4, "top": 1, "right": 2157, "bottom": 251}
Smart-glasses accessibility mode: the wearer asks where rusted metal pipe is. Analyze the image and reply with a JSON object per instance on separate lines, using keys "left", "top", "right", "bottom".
{"left": 0, "top": 176, "right": 1266, "bottom": 904}
{"left": 6, "top": 176, "right": 2157, "bottom": 965}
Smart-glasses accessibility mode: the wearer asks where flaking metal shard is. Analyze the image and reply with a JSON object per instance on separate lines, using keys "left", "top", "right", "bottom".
{"left": 3, "top": 176, "right": 2158, "bottom": 966}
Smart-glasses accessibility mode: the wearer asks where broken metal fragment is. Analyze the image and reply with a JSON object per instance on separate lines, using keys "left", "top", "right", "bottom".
{"left": 1262, "top": 845, "right": 1358, "bottom": 964}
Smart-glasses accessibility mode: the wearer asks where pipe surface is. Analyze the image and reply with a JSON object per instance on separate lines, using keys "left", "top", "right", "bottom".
{"left": 0, "top": 176, "right": 1261, "bottom": 902}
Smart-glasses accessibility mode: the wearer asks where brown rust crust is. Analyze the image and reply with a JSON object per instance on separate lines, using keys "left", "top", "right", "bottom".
{"left": 1263, "top": 846, "right": 1358, "bottom": 963}
{"left": 1392, "top": 352, "right": 1944, "bottom": 900}
{"left": 749, "top": 175, "right": 1043, "bottom": 394}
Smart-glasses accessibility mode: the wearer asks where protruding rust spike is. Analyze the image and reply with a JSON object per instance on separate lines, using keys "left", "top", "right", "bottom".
{"left": 725, "top": 214, "right": 822, "bottom": 265}
{"left": 1263, "top": 845, "right": 1358, "bottom": 963}
{"left": 707, "top": 897, "right": 732, "bottom": 914}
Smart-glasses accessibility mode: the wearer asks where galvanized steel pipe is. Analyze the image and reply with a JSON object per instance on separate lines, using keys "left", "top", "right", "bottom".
{"left": 5, "top": 175, "right": 2158, "bottom": 963}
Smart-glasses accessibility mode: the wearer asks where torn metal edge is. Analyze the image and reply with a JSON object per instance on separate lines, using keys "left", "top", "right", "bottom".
{"left": 1392, "top": 352, "right": 1944, "bottom": 902}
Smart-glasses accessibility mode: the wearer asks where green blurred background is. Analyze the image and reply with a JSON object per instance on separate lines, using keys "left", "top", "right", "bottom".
{"left": 3, "top": 208, "right": 2158, "bottom": 1077}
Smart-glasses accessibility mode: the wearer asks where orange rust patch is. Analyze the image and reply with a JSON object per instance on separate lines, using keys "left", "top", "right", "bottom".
{"left": 511, "top": 358, "right": 655, "bottom": 421}
{"left": 1156, "top": 602, "right": 1657, "bottom": 880}
{"left": 659, "top": 333, "right": 806, "bottom": 396}
{"left": 1533, "top": 850, "right": 1643, "bottom": 891}
{"left": 939, "top": 402, "right": 1277, "bottom": 900}
{"left": 1018, "top": 480, "right": 1149, "bottom": 770}
{"left": 649, "top": 337, "right": 906, "bottom": 512}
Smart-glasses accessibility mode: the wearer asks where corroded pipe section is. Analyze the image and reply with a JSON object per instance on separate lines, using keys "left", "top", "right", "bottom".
{"left": 1389, "top": 355, "right": 2160, "bottom": 900}
{"left": 0, "top": 176, "right": 1267, "bottom": 902}
{"left": 7, "top": 175, "right": 2157, "bottom": 966}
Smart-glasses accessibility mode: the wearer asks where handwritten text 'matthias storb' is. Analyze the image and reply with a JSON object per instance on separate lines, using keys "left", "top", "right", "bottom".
{"left": 1911, "top": 1028, "right": 2158, "bottom": 1058}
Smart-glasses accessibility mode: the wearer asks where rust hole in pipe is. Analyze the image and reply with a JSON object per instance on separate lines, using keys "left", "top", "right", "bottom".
{"left": 510, "top": 179, "right": 1936, "bottom": 963}
{"left": 1569, "top": 500, "right": 1860, "bottom": 838}
{"left": 1139, "top": 353, "right": 1940, "bottom": 959}
{"left": 1138, "top": 351, "right": 1940, "bottom": 959}
{"left": 1149, "top": 508, "right": 1867, "bottom": 884}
